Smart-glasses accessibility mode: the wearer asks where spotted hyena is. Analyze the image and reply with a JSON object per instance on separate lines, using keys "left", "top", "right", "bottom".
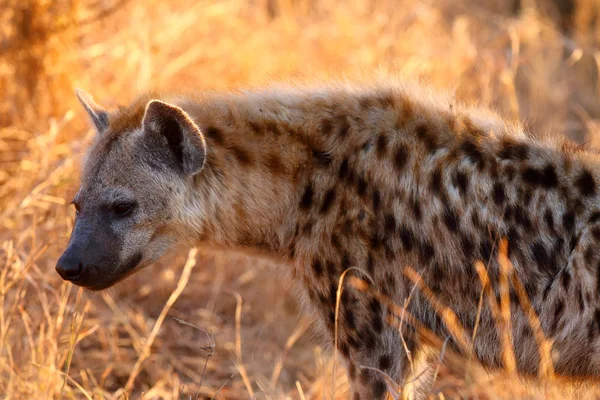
{"left": 57, "top": 81, "right": 600, "bottom": 398}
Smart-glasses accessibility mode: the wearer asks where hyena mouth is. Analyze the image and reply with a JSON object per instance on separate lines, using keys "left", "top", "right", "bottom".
{"left": 84, "top": 253, "right": 144, "bottom": 291}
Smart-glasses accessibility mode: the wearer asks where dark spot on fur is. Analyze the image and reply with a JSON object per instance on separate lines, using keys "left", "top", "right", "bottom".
{"left": 310, "top": 260, "right": 323, "bottom": 279}
{"left": 205, "top": 126, "right": 225, "bottom": 145}
{"left": 299, "top": 184, "right": 314, "bottom": 210}
{"left": 320, "top": 187, "right": 336, "bottom": 214}
{"left": 344, "top": 307, "right": 356, "bottom": 330}
{"left": 265, "top": 121, "right": 281, "bottom": 135}
{"left": 590, "top": 212, "right": 600, "bottom": 223}
{"left": 562, "top": 211, "right": 575, "bottom": 233}
{"left": 331, "top": 234, "right": 342, "bottom": 251}
{"left": 369, "top": 232, "right": 383, "bottom": 251}
{"left": 507, "top": 227, "right": 520, "bottom": 245}
{"left": 372, "top": 314, "right": 384, "bottom": 333}
{"left": 248, "top": 121, "right": 264, "bottom": 135}
{"left": 336, "top": 115, "right": 350, "bottom": 138}
{"left": 499, "top": 140, "right": 528, "bottom": 160}
{"left": 544, "top": 209, "right": 555, "bottom": 232}
{"left": 230, "top": 145, "right": 252, "bottom": 165}
{"left": 551, "top": 299, "right": 564, "bottom": 333}
{"left": 327, "top": 308, "right": 336, "bottom": 324}
{"left": 265, "top": 152, "right": 286, "bottom": 175}
{"left": 357, "top": 177, "right": 368, "bottom": 197}
{"left": 301, "top": 220, "right": 314, "bottom": 235}
{"left": 328, "top": 284, "right": 338, "bottom": 306}
{"left": 342, "top": 219, "right": 353, "bottom": 234}
{"left": 411, "top": 198, "right": 422, "bottom": 221}
{"left": 461, "top": 234, "right": 475, "bottom": 256}
{"left": 362, "top": 326, "right": 376, "bottom": 350}
{"left": 367, "top": 254, "right": 375, "bottom": 274}
{"left": 419, "top": 241, "right": 435, "bottom": 263}
{"left": 531, "top": 242, "right": 555, "bottom": 273}
{"left": 359, "top": 96, "right": 374, "bottom": 109}
{"left": 542, "top": 282, "right": 553, "bottom": 301}
{"left": 399, "top": 226, "right": 415, "bottom": 251}
{"left": 430, "top": 168, "right": 443, "bottom": 196}
{"left": 339, "top": 341, "right": 350, "bottom": 358}
{"left": 432, "top": 263, "right": 444, "bottom": 285}
{"left": 377, "top": 134, "right": 388, "bottom": 157}
{"left": 576, "top": 170, "right": 596, "bottom": 197}
{"left": 371, "top": 379, "right": 387, "bottom": 398}
{"left": 378, "top": 354, "right": 392, "bottom": 371}
{"left": 522, "top": 164, "right": 558, "bottom": 188}
{"left": 345, "top": 166, "right": 357, "bottom": 186}
{"left": 339, "top": 157, "right": 349, "bottom": 180}
{"left": 510, "top": 205, "right": 532, "bottom": 229}
{"left": 348, "top": 362, "right": 356, "bottom": 379}
{"left": 361, "top": 140, "right": 372, "bottom": 152}
{"left": 358, "top": 209, "right": 366, "bottom": 221}
{"left": 384, "top": 214, "right": 397, "bottom": 232}
{"left": 416, "top": 123, "right": 438, "bottom": 151}
{"left": 452, "top": 171, "right": 469, "bottom": 195}
{"left": 342, "top": 253, "right": 352, "bottom": 271}
{"left": 460, "top": 138, "right": 484, "bottom": 167}
{"left": 394, "top": 145, "right": 408, "bottom": 171}
{"left": 443, "top": 207, "right": 460, "bottom": 232}
{"left": 504, "top": 165, "right": 517, "bottom": 181}
{"left": 492, "top": 183, "right": 505, "bottom": 206}
{"left": 378, "top": 93, "right": 396, "bottom": 108}
{"left": 372, "top": 189, "right": 381, "bottom": 212}
{"left": 312, "top": 149, "right": 332, "bottom": 167}
{"left": 348, "top": 334, "right": 361, "bottom": 350}
{"left": 369, "top": 298, "right": 382, "bottom": 315}
{"left": 480, "top": 239, "right": 494, "bottom": 261}
{"left": 327, "top": 260, "right": 337, "bottom": 277}
{"left": 321, "top": 118, "right": 333, "bottom": 135}
{"left": 561, "top": 270, "right": 571, "bottom": 290}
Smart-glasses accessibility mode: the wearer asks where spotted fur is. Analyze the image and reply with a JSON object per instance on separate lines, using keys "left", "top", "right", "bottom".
{"left": 65, "top": 81, "right": 600, "bottom": 399}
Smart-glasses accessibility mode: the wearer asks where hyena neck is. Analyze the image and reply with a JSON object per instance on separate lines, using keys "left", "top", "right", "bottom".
{"left": 174, "top": 95, "right": 307, "bottom": 258}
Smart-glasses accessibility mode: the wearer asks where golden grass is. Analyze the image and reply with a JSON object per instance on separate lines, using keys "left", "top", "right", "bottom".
{"left": 3, "top": 0, "right": 600, "bottom": 398}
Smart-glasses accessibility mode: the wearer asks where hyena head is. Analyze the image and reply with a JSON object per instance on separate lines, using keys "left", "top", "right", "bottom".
{"left": 56, "top": 90, "right": 207, "bottom": 290}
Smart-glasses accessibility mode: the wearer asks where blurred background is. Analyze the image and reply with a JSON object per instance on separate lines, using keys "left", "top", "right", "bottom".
{"left": 2, "top": 0, "right": 600, "bottom": 398}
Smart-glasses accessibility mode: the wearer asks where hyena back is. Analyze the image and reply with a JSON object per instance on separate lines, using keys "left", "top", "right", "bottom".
{"left": 57, "top": 82, "right": 600, "bottom": 398}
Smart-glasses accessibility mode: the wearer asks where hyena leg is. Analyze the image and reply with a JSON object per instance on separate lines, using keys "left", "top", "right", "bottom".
{"left": 341, "top": 325, "right": 434, "bottom": 400}
{"left": 332, "top": 295, "right": 432, "bottom": 400}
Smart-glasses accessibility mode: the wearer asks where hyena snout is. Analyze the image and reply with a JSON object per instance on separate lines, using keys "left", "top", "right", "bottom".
{"left": 55, "top": 218, "right": 135, "bottom": 290}
{"left": 56, "top": 245, "right": 90, "bottom": 282}
{"left": 55, "top": 240, "right": 110, "bottom": 289}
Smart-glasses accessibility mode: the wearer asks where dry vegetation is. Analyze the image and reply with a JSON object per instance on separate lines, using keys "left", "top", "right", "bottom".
{"left": 3, "top": 0, "right": 600, "bottom": 398}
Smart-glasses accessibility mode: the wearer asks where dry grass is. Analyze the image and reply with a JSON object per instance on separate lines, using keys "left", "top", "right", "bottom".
{"left": 3, "top": 0, "right": 600, "bottom": 398}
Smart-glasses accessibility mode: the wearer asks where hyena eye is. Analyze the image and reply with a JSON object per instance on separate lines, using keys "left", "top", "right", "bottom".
{"left": 112, "top": 202, "right": 136, "bottom": 217}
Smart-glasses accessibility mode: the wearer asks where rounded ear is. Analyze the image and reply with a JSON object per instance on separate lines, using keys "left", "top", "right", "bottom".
{"left": 75, "top": 89, "right": 109, "bottom": 134}
{"left": 142, "top": 100, "right": 207, "bottom": 176}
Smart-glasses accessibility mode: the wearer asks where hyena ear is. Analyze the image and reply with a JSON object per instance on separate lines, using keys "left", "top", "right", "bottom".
{"left": 142, "top": 100, "right": 207, "bottom": 176}
{"left": 75, "top": 89, "right": 109, "bottom": 134}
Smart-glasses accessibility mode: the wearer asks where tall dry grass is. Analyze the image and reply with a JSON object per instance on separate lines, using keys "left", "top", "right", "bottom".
{"left": 3, "top": 0, "right": 600, "bottom": 398}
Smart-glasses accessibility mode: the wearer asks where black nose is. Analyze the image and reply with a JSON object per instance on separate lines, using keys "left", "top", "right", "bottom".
{"left": 56, "top": 254, "right": 84, "bottom": 282}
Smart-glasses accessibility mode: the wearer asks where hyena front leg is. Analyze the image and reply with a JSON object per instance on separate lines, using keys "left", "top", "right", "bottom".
{"left": 327, "top": 286, "right": 432, "bottom": 400}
